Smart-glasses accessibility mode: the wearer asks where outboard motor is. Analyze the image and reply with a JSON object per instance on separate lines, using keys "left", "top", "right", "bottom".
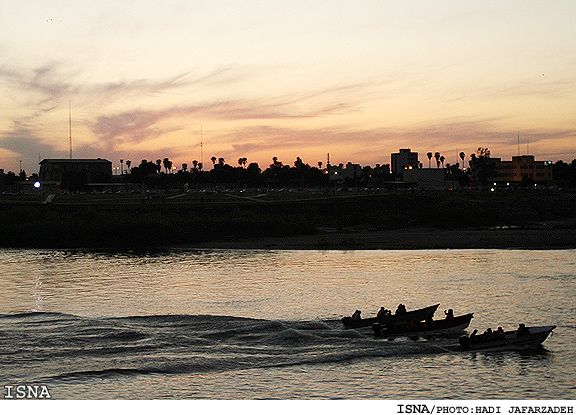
{"left": 341, "top": 316, "right": 352, "bottom": 329}
{"left": 459, "top": 335, "right": 470, "bottom": 351}
{"left": 372, "top": 322, "right": 383, "bottom": 339}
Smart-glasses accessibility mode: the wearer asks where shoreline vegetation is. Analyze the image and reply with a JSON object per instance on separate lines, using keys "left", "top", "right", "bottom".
{"left": 1, "top": 190, "right": 576, "bottom": 250}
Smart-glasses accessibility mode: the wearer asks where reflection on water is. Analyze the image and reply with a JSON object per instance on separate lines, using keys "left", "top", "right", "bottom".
{"left": 1, "top": 248, "right": 575, "bottom": 325}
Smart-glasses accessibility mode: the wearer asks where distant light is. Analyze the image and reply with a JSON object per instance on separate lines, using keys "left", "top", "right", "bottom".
{"left": 490, "top": 188, "right": 495, "bottom": 192}
{"left": 34, "top": 181, "right": 41, "bottom": 189}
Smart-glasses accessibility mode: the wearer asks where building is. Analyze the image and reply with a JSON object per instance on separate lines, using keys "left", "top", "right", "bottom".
{"left": 403, "top": 168, "right": 452, "bottom": 189}
{"left": 391, "top": 149, "right": 419, "bottom": 176}
{"left": 39, "top": 159, "right": 112, "bottom": 183}
{"left": 327, "top": 162, "right": 362, "bottom": 185}
{"left": 493, "top": 155, "right": 553, "bottom": 185}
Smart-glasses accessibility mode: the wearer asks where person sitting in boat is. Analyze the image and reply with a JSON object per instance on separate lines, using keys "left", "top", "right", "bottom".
{"left": 495, "top": 327, "right": 504, "bottom": 337}
{"left": 517, "top": 323, "right": 530, "bottom": 337}
{"left": 444, "top": 309, "right": 454, "bottom": 321}
{"left": 395, "top": 304, "right": 407, "bottom": 315}
{"left": 483, "top": 327, "right": 493, "bottom": 337}
{"left": 377, "top": 307, "right": 390, "bottom": 318}
{"left": 469, "top": 329, "right": 478, "bottom": 341}
{"left": 351, "top": 310, "right": 362, "bottom": 321}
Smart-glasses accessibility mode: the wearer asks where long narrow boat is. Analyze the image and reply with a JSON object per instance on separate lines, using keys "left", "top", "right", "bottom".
{"left": 459, "top": 325, "right": 556, "bottom": 351}
{"left": 341, "top": 303, "right": 440, "bottom": 329}
{"left": 373, "top": 313, "right": 474, "bottom": 339}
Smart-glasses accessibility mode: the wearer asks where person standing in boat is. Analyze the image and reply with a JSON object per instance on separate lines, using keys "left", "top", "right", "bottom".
{"left": 444, "top": 309, "right": 454, "bottom": 321}
{"left": 351, "top": 310, "right": 362, "bottom": 321}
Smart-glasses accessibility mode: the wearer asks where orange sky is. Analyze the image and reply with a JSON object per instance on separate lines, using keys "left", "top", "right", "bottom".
{"left": 1, "top": 1, "right": 575, "bottom": 174}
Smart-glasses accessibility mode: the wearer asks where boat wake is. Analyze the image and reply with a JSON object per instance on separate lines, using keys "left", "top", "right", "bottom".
{"left": 0, "top": 312, "right": 463, "bottom": 383}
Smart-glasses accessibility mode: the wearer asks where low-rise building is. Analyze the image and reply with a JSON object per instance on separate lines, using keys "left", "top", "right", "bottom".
{"left": 493, "top": 155, "right": 553, "bottom": 185}
{"left": 39, "top": 158, "right": 112, "bottom": 183}
{"left": 327, "top": 162, "right": 362, "bottom": 184}
{"left": 403, "top": 167, "right": 452, "bottom": 189}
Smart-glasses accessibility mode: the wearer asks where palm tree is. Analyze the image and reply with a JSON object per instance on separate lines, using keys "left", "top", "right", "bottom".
{"left": 427, "top": 152, "right": 433, "bottom": 168}
{"left": 211, "top": 156, "right": 217, "bottom": 167}
{"left": 182, "top": 163, "right": 188, "bottom": 172}
{"left": 434, "top": 152, "right": 441, "bottom": 168}
{"left": 440, "top": 155, "right": 445, "bottom": 168}
{"left": 318, "top": 161, "right": 323, "bottom": 169}
{"left": 155, "top": 159, "right": 162, "bottom": 173}
{"left": 459, "top": 152, "right": 465, "bottom": 169}
{"left": 163, "top": 157, "right": 173, "bottom": 173}
{"left": 126, "top": 160, "right": 131, "bottom": 173}
{"left": 192, "top": 160, "right": 198, "bottom": 171}
{"left": 238, "top": 157, "right": 247, "bottom": 168}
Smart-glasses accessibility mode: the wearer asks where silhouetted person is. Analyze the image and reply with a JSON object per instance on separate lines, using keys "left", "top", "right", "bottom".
{"left": 517, "top": 323, "right": 530, "bottom": 337}
{"left": 377, "top": 307, "right": 390, "bottom": 318}
{"left": 395, "top": 304, "right": 406, "bottom": 315}
{"left": 351, "top": 310, "right": 362, "bottom": 321}
{"left": 444, "top": 309, "right": 454, "bottom": 321}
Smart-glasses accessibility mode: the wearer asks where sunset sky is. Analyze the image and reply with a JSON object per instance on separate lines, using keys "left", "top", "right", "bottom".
{"left": 1, "top": 1, "right": 576, "bottom": 174}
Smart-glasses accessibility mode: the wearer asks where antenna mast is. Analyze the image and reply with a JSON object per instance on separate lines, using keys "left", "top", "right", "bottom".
{"left": 69, "top": 100, "right": 72, "bottom": 159}
{"left": 200, "top": 126, "right": 203, "bottom": 167}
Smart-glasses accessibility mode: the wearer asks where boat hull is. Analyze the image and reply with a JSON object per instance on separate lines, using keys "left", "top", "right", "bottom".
{"left": 375, "top": 313, "right": 474, "bottom": 339}
{"left": 459, "top": 325, "right": 556, "bottom": 351}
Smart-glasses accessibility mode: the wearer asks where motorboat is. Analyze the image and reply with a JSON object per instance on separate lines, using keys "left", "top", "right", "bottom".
{"left": 341, "top": 303, "right": 440, "bottom": 329}
{"left": 459, "top": 325, "right": 556, "bottom": 351}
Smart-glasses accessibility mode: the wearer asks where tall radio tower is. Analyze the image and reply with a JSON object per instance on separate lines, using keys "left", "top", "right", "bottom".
{"left": 69, "top": 100, "right": 72, "bottom": 159}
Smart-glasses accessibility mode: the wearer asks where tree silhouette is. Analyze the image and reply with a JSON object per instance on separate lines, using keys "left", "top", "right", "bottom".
{"left": 434, "top": 152, "right": 441, "bottom": 168}
{"left": 427, "top": 152, "right": 433, "bottom": 168}
{"left": 459, "top": 152, "right": 465, "bottom": 169}
{"left": 163, "top": 158, "right": 173, "bottom": 173}
{"left": 440, "top": 155, "right": 445, "bottom": 168}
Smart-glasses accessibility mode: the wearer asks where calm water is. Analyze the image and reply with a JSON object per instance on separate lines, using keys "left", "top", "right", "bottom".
{"left": 0, "top": 248, "right": 575, "bottom": 399}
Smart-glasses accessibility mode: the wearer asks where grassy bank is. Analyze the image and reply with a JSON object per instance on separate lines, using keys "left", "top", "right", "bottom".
{"left": 1, "top": 190, "right": 575, "bottom": 249}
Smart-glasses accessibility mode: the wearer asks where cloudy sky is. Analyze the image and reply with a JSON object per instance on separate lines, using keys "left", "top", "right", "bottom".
{"left": 1, "top": 1, "right": 575, "bottom": 174}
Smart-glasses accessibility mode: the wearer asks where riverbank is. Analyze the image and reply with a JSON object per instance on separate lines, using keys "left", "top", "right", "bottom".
{"left": 190, "top": 223, "right": 576, "bottom": 250}
{"left": 1, "top": 190, "right": 575, "bottom": 249}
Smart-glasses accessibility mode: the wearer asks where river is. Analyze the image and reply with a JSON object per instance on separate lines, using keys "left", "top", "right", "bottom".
{"left": 0, "top": 248, "right": 574, "bottom": 399}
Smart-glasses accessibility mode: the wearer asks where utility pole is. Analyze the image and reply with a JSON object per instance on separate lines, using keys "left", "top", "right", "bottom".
{"left": 69, "top": 100, "right": 72, "bottom": 159}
